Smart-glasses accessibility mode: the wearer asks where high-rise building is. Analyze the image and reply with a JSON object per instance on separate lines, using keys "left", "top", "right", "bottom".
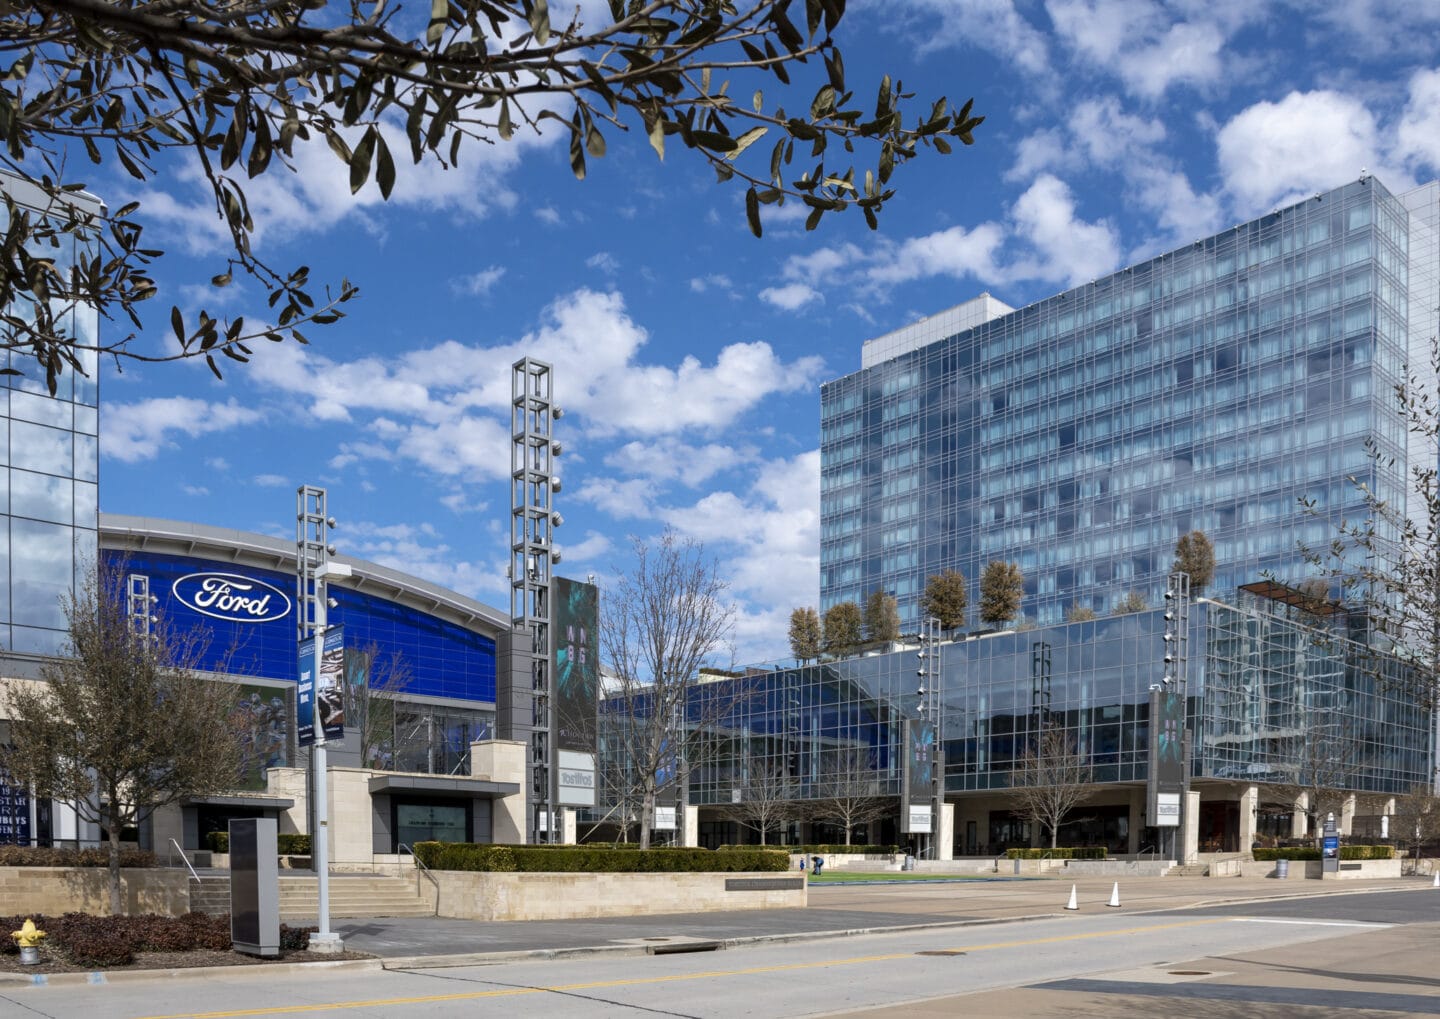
{"left": 821, "top": 176, "right": 1440, "bottom": 629}
{"left": 0, "top": 173, "right": 102, "bottom": 657}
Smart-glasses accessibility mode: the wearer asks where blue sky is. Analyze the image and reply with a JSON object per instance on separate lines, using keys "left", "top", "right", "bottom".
{"left": 93, "top": 1, "right": 1440, "bottom": 666}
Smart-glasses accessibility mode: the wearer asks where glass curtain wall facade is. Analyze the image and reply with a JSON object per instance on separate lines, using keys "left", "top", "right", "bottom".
{"left": 0, "top": 175, "right": 101, "bottom": 656}
{"left": 597, "top": 602, "right": 1430, "bottom": 846}
{"left": 821, "top": 177, "right": 1427, "bottom": 629}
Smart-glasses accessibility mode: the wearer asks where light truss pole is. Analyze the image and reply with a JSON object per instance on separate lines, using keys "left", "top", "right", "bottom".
{"left": 512, "top": 358, "right": 563, "bottom": 844}
{"left": 297, "top": 485, "right": 345, "bottom": 952}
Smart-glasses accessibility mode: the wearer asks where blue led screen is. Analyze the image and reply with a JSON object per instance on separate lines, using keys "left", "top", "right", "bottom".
{"left": 103, "top": 549, "right": 497, "bottom": 704}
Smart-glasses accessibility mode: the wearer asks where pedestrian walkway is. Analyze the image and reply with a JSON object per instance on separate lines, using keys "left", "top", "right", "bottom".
{"left": 325, "top": 874, "right": 1425, "bottom": 967}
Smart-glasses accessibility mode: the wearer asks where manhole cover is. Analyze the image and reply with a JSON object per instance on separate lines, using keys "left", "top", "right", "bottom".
{"left": 1168, "top": 970, "right": 1212, "bottom": 976}
{"left": 917, "top": 950, "right": 967, "bottom": 957}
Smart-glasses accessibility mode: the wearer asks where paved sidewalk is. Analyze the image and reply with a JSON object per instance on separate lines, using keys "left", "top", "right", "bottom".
{"left": 324, "top": 874, "right": 1425, "bottom": 967}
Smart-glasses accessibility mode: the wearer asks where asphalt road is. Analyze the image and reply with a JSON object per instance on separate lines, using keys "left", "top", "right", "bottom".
{"left": 5, "top": 888, "right": 1434, "bottom": 1018}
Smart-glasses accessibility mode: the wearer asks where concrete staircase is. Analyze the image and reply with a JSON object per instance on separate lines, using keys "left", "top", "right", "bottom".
{"left": 1166, "top": 862, "right": 1210, "bottom": 877}
{"left": 187, "top": 873, "right": 434, "bottom": 921}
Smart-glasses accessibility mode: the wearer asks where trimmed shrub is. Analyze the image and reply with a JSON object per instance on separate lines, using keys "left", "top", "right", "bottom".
{"left": 280, "top": 924, "right": 316, "bottom": 951}
{"left": 1253, "top": 845, "right": 1394, "bottom": 861}
{"left": 1003, "top": 847, "right": 1107, "bottom": 860}
{"left": 413, "top": 842, "right": 789, "bottom": 873}
{"left": 0, "top": 845, "right": 156, "bottom": 868}
{"left": 204, "top": 832, "right": 311, "bottom": 855}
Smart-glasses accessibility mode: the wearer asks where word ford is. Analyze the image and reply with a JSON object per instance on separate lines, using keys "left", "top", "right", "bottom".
{"left": 174, "top": 573, "right": 292, "bottom": 623}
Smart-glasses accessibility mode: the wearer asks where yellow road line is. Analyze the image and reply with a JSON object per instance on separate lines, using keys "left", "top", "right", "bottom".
{"left": 134, "top": 917, "right": 1230, "bottom": 1019}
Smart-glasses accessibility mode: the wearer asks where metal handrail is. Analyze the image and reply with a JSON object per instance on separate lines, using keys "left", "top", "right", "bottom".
{"left": 167, "top": 838, "right": 201, "bottom": 883}
{"left": 1138, "top": 843, "right": 1158, "bottom": 861}
{"left": 398, "top": 842, "right": 440, "bottom": 915}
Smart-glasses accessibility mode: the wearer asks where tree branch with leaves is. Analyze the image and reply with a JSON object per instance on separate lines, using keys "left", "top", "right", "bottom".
{"left": 2, "top": 0, "right": 983, "bottom": 392}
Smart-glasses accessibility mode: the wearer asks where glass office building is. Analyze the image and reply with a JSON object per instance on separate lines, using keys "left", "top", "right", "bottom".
{"left": 821, "top": 176, "right": 1440, "bottom": 629}
{"left": 600, "top": 599, "right": 1430, "bottom": 853}
{"left": 0, "top": 174, "right": 102, "bottom": 657}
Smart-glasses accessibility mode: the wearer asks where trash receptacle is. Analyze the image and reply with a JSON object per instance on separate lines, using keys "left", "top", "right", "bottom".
{"left": 902, "top": 854, "right": 916, "bottom": 871}
{"left": 1275, "top": 858, "right": 1289, "bottom": 879}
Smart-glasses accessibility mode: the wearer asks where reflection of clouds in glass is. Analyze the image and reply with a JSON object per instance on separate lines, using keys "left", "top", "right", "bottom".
{"left": 10, "top": 389, "right": 71, "bottom": 428}
{"left": 11, "top": 518, "right": 72, "bottom": 629}
{"left": 75, "top": 434, "right": 98, "bottom": 482}
{"left": 11, "top": 421, "right": 72, "bottom": 475}
{"left": 11, "top": 469, "right": 72, "bottom": 524}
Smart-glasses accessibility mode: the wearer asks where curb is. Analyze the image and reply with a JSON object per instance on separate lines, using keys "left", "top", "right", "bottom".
{"left": 0, "top": 956, "right": 382, "bottom": 989}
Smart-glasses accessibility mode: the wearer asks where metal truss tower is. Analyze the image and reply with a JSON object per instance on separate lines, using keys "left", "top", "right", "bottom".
{"left": 512, "top": 358, "right": 563, "bottom": 844}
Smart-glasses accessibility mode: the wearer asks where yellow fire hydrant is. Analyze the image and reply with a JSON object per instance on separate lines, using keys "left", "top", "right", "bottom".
{"left": 11, "top": 918, "right": 46, "bottom": 965}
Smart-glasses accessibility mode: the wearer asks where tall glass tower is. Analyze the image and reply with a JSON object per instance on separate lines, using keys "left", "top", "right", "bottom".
{"left": 821, "top": 176, "right": 1439, "bottom": 630}
{"left": 0, "top": 174, "right": 101, "bottom": 656}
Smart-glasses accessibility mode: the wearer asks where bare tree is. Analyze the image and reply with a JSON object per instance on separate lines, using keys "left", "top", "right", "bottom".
{"left": 344, "top": 643, "right": 413, "bottom": 771}
{"left": 1260, "top": 706, "right": 1369, "bottom": 839}
{"left": 3, "top": 1, "right": 983, "bottom": 392}
{"left": 921, "top": 570, "right": 969, "bottom": 632}
{"left": 722, "top": 760, "right": 799, "bottom": 846}
{"left": 1391, "top": 783, "right": 1440, "bottom": 873}
{"left": 599, "top": 529, "right": 735, "bottom": 849}
{"left": 1009, "top": 725, "right": 1093, "bottom": 850}
{"left": 788, "top": 607, "right": 822, "bottom": 664}
{"left": 0, "top": 566, "right": 244, "bottom": 913}
{"left": 810, "top": 747, "right": 892, "bottom": 846}
{"left": 1299, "top": 334, "right": 1440, "bottom": 710}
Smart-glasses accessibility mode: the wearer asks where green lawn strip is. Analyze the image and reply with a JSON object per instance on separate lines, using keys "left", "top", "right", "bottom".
{"left": 807, "top": 871, "right": 995, "bottom": 883}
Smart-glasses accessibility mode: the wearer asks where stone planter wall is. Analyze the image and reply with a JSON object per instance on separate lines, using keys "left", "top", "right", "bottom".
{"left": 429, "top": 870, "right": 805, "bottom": 921}
{"left": 0, "top": 867, "right": 192, "bottom": 916}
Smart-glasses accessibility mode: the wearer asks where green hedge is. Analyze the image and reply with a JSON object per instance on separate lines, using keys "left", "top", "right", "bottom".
{"left": 0, "top": 846, "right": 156, "bottom": 868}
{"left": 1253, "top": 845, "right": 1394, "bottom": 861}
{"left": 205, "top": 832, "right": 312, "bottom": 855}
{"left": 1004, "top": 846, "right": 1107, "bottom": 860}
{"left": 412, "top": 842, "right": 789, "bottom": 873}
{"left": 771, "top": 845, "right": 899, "bottom": 855}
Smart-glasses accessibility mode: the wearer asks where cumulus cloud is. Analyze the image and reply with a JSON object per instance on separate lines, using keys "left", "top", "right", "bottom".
{"left": 1216, "top": 90, "right": 1385, "bottom": 215}
{"left": 253, "top": 473, "right": 289, "bottom": 487}
{"left": 604, "top": 438, "right": 752, "bottom": 487}
{"left": 1394, "top": 68, "right": 1440, "bottom": 177}
{"left": 759, "top": 282, "right": 822, "bottom": 311}
{"left": 1008, "top": 174, "right": 1121, "bottom": 286}
{"left": 862, "top": 0, "right": 1051, "bottom": 78}
{"left": 104, "top": 398, "right": 264, "bottom": 463}
{"left": 1047, "top": 0, "right": 1236, "bottom": 98}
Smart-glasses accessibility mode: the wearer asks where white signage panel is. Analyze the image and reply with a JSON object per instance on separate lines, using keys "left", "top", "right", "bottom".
{"left": 1155, "top": 792, "right": 1181, "bottom": 827}
{"left": 905, "top": 805, "right": 933, "bottom": 834}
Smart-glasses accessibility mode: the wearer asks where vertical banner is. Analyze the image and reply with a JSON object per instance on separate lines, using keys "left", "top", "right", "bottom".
{"left": 298, "top": 626, "right": 346, "bottom": 747}
{"left": 553, "top": 577, "right": 599, "bottom": 806}
{"left": 1146, "top": 685, "right": 1185, "bottom": 827}
{"left": 901, "top": 718, "right": 935, "bottom": 834}
{"left": 0, "top": 766, "right": 31, "bottom": 845}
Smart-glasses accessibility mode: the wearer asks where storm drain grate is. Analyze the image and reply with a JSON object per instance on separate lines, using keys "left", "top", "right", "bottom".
{"left": 1167, "top": 970, "right": 1212, "bottom": 976}
{"left": 647, "top": 941, "right": 722, "bottom": 956}
{"left": 916, "top": 950, "right": 967, "bottom": 957}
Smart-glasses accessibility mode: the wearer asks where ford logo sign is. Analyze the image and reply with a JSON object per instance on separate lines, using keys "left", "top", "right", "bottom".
{"left": 172, "top": 572, "right": 292, "bottom": 624}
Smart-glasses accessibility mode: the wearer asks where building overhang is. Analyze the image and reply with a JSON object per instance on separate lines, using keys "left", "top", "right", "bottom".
{"left": 180, "top": 794, "right": 296, "bottom": 810}
{"left": 367, "top": 775, "right": 520, "bottom": 799}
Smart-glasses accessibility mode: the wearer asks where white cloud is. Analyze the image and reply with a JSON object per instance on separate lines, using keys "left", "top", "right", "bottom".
{"left": 452, "top": 266, "right": 507, "bottom": 297}
{"left": 253, "top": 474, "right": 289, "bottom": 487}
{"left": 1046, "top": 0, "right": 1234, "bottom": 98}
{"left": 689, "top": 273, "right": 734, "bottom": 294}
{"left": 586, "top": 251, "right": 620, "bottom": 273}
{"left": 866, "top": 0, "right": 1051, "bottom": 78}
{"left": 866, "top": 223, "right": 1006, "bottom": 286}
{"left": 1217, "top": 90, "right": 1384, "bottom": 215}
{"left": 182, "top": 484, "right": 210, "bottom": 497}
{"left": 103, "top": 398, "right": 264, "bottom": 463}
{"left": 759, "top": 282, "right": 822, "bottom": 311}
{"left": 535, "top": 207, "right": 561, "bottom": 225}
{"left": 604, "top": 438, "right": 752, "bottom": 487}
{"left": 1394, "top": 68, "right": 1440, "bottom": 177}
{"left": 1007, "top": 174, "right": 1121, "bottom": 286}
{"left": 574, "top": 477, "right": 656, "bottom": 520}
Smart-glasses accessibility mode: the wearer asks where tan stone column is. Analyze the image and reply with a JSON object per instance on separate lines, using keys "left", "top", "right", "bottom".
{"left": 1238, "top": 785, "right": 1258, "bottom": 851}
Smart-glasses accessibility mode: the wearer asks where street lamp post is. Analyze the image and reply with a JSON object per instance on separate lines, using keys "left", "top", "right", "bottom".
{"left": 917, "top": 616, "right": 944, "bottom": 859}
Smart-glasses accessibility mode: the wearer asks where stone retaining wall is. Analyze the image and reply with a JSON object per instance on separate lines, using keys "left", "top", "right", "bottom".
{"left": 429, "top": 870, "right": 806, "bottom": 921}
{"left": 0, "top": 867, "right": 192, "bottom": 916}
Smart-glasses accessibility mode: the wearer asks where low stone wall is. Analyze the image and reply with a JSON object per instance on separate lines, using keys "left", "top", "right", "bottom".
{"left": 1060, "top": 859, "right": 1174, "bottom": 877}
{"left": 0, "top": 867, "right": 192, "bottom": 916}
{"left": 429, "top": 871, "right": 806, "bottom": 921}
{"left": 1244, "top": 857, "right": 1403, "bottom": 880}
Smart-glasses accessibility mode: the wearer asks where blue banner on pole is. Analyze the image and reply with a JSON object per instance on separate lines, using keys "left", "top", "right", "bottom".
{"left": 298, "top": 627, "right": 346, "bottom": 747}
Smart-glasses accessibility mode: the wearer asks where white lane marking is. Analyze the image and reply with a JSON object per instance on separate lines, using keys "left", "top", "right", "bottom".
{"left": 1228, "top": 918, "right": 1392, "bottom": 928}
